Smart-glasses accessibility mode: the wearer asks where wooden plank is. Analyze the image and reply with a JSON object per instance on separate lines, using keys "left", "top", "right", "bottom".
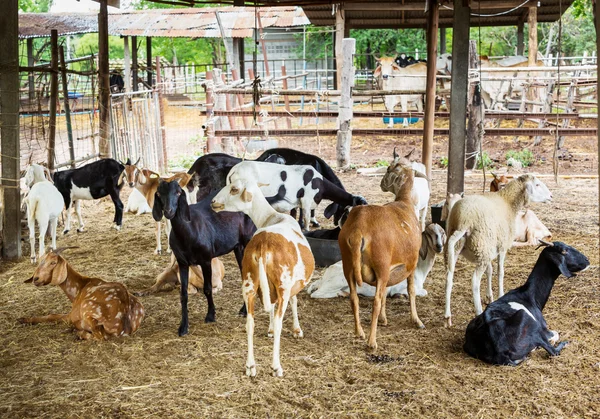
{"left": 448, "top": 0, "right": 470, "bottom": 194}
{"left": 0, "top": 0, "right": 21, "bottom": 258}
{"left": 48, "top": 30, "right": 59, "bottom": 172}
{"left": 123, "top": 36, "right": 131, "bottom": 92}
{"left": 423, "top": 0, "right": 439, "bottom": 179}
{"left": 146, "top": 37, "right": 152, "bottom": 87}
{"left": 132, "top": 36, "right": 138, "bottom": 91}
{"left": 336, "top": 38, "right": 355, "bottom": 168}
{"left": 595, "top": 0, "right": 600, "bottom": 258}
{"left": 528, "top": 6, "right": 538, "bottom": 67}
{"left": 335, "top": 6, "right": 345, "bottom": 89}
{"left": 155, "top": 56, "right": 167, "bottom": 171}
{"left": 27, "top": 38, "right": 35, "bottom": 101}
{"left": 517, "top": 16, "right": 525, "bottom": 56}
{"left": 98, "top": 0, "right": 111, "bottom": 158}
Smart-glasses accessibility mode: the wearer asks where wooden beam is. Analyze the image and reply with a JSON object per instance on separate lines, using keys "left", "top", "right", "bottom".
{"left": 336, "top": 38, "right": 355, "bottom": 169}
{"left": 528, "top": 6, "right": 538, "bottom": 66}
{"left": 596, "top": 0, "right": 600, "bottom": 263}
{"left": 27, "top": 38, "right": 35, "bottom": 101}
{"left": 447, "top": 0, "right": 470, "bottom": 195}
{"left": 48, "top": 30, "right": 59, "bottom": 172}
{"left": 439, "top": 27, "right": 446, "bottom": 54}
{"left": 146, "top": 37, "right": 153, "bottom": 86}
{"left": 132, "top": 36, "right": 138, "bottom": 91}
{"left": 98, "top": 0, "right": 111, "bottom": 158}
{"left": 342, "top": 0, "right": 536, "bottom": 11}
{"left": 335, "top": 5, "right": 345, "bottom": 90}
{"left": 123, "top": 36, "right": 132, "bottom": 92}
{"left": 422, "top": 0, "right": 438, "bottom": 179}
{"left": 517, "top": 15, "right": 524, "bottom": 55}
{"left": 0, "top": 0, "right": 21, "bottom": 258}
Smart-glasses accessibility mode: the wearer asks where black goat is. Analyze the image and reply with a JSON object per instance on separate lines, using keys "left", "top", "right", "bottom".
{"left": 53, "top": 158, "right": 125, "bottom": 234}
{"left": 153, "top": 179, "right": 256, "bottom": 336}
{"left": 464, "top": 241, "right": 590, "bottom": 366}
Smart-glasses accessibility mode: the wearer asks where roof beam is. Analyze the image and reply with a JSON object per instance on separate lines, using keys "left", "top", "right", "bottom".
{"left": 340, "top": 0, "right": 538, "bottom": 11}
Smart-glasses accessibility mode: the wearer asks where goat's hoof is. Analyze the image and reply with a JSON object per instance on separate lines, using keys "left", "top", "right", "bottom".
{"left": 167, "top": 248, "right": 172, "bottom": 254}
{"left": 549, "top": 330, "right": 560, "bottom": 345}
{"left": 178, "top": 325, "right": 189, "bottom": 337}
{"left": 416, "top": 289, "right": 428, "bottom": 297}
{"left": 246, "top": 365, "right": 257, "bottom": 377}
{"left": 154, "top": 249, "right": 162, "bottom": 255}
{"left": 238, "top": 306, "right": 247, "bottom": 317}
{"left": 17, "top": 317, "right": 29, "bottom": 324}
{"left": 356, "top": 329, "right": 366, "bottom": 340}
{"left": 293, "top": 328, "right": 304, "bottom": 338}
{"left": 268, "top": 330, "right": 274, "bottom": 338}
{"left": 417, "top": 321, "right": 425, "bottom": 329}
{"left": 112, "top": 224, "right": 121, "bottom": 231}
{"left": 204, "top": 314, "right": 216, "bottom": 323}
{"left": 63, "top": 229, "right": 70, "bottom": 235}
{"left": 367, "top": 341, "right": 378, "bottom": 351}
{"left": 77, "top": 227, "right": 85, "bottom": 233}
{"left": 484, "top": 295, "right": 493, "bottom": 305}
{"left": 133, "top": 290, "right": 147, "bottom": 297}
{"left": 30, "top": 257, "right": 36, "bottom": 264}
{"left": 310, "top": 220, "right": 320, "bottom": 227}
{"left": 445, "top": 317, "right": 453, "bottom": 328}
{"left": 272, "top": 366, "right": 284, "bottom": 377}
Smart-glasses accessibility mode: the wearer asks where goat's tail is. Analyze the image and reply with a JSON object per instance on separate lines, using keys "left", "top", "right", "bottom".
{"left": 348, "top": 234, "right": 365, "bottom": 287}
{"left": 258, "top": 256, "right": 272, "bottom": 313}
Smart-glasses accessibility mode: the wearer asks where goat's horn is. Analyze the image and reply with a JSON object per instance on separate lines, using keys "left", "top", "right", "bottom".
{"left": 393, "top": 147, "right": 399, "bottom": 159}
{"left": 257, "top": 182, "right": 270, "bottom": 187}
{"left": 404, "top": 148, "right": 415, "bottom": 159}
{"left": 134, "top": 157, "right": 141, "bottom": 166}
{"left": 538, "top": 239, "right": 554, "bottom": 247}
{"left": 413, "top": 170, "right": 429, "bottom": 181}
{"left": 52, "top": 246, "right": 79, "bottom": 255}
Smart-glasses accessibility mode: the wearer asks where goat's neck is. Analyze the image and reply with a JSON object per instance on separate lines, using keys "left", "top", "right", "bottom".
{"left": 499, "top": 182, "right": 528, "bottom": 214}
{"left": 247, "top": 195, "right": 280, "bottom": 228}
{"left": 58, "top": 265, "right": 90, "bottom": 302}
{"left": 521, "top": 259, "right": 560, "bottom": 311}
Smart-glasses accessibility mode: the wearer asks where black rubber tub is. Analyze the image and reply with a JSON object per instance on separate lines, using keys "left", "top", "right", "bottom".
{"left": 304, "top": 228, "right": 342, "bottom": 267}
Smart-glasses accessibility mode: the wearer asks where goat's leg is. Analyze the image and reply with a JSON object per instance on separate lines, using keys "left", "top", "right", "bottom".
{"left": 401, "top": 96, "right": 409, "bottom": 127}
{"left": 471, "top": 264, "right": 487, "bottom": 315}
{"left": 37, "top": 214, "right": 50, "bottom": 260}
{"left": 444, "top": 230, "right": 465, "bottom": 327}
{"left": 368, "top": 275, "right": 387, "bottom": 350}
{"left": 63, "top": 199, "right": 73, "bottom": 235}
{"left": 154, "top": 221, "right": 162, "bottom": 255}
{"left": 408, "top": 272, "right": 425, "bottom": 328}
{"left": 300, "top": 200, "right": 312, "bottom": 231}
{"left": 498, "top": 251, "right": 507, "bottom": 297}
{"left": 310, "top": 209, "right": 320, "bottom": 227}
{"left": 379, "top": 287, "right": 388, "bottom": 326}
{"left": 420, "top": 207, "right": 427, "bottom": 232}
{"left": 347, "top": 277, "right": 365, "bottom": 339}
{"left": 243, "top": 279, "right": 257, "bottom": 377}
{"left": 178, "top": 263, "right": 190, "bottom": 336}
{"left": 50, "top": 217, "right": 58, "bottom": 250}
{"left": 18, "top": 313, "right": 68, "bottom": 324}
{"left": 200, "top": 261, "right": 216, "bottom": 323}
{"left": 484, "top": 262, "right": 494, "bottom": 304}
{"left": 165, "top": 219, "right": 172, "bottom": 253}
{"left": 27, "top": 209, "right": 37, "bottom": 264}
{"left": 106, "top": 177, "right": 124, "bottom": 230}
{"left": 233, "top": 245, "right": 248, "bottom": 317}
{"left": 272, "top": 293, "right": 290, "bottom": 377}
{"left": 74, "top": 200, "right": 85, "bottom": 232}
{"left": 290, "top": 295, "right": 303, "bottom": 338}
{"left": 538, "top": 338, "right": 568, "bottom": 357}
{"left": 268, "top": 306, "right": 275, "bottom": 338}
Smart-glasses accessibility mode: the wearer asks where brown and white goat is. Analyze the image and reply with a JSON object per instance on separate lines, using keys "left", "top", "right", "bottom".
{"left": 339, "top": 155, "right": 424, "bottom": 350}
{"left": 490, "top": 173, "right": 510, "bottom": 192}
{"left": 19, "top": 250, "right": 144, "bottom": 340}
{"left": 211, "top": 173, "right": 315, "bottom": 378}
{"left": 135, "top": 255, "right": 225, "bottom": 296}
{"left": 124, "top": 166, "right": 192, "bottom": 254}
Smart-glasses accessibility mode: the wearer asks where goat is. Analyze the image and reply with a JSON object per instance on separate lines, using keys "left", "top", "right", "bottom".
{"left": 153, "top": 179, "right": 256, "bottom": 336}
{"left": 464, "top": 240, "right": 589, "bottom": 365}
{"left": 19, "top": 250, "right": 144, "bottom": 340}
{"left": 52, "top": 158, "right": 125, "bottom": 233}
{"left": 225, "top": 161, "right": 366, "bottom": 231}
{"left": 211, "top": 173, "right": 315, "bottom": 378}
{"left": 308, "top": 223, "right": 446, "bottom": 299}
{"left": 23, "top": 164, "right": 65, "bottom": 263}
{"left": 490, "top": 172, "right": 510, "bottom": 192}
{"left": 338, "top": 154, "right": 424, "bottom": 350}
{"left": 135, "top": 255, "right": 225, "bottom": 296}
{"left": 390, "top": 148, "right": 430, "bottom": 230}
{"left": 444, "top": 174, "right": 553, "bottom": 327}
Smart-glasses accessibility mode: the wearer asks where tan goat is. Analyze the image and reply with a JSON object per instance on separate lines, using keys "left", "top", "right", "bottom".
{"left": 19, "top": 250, "right": 144, "bottom": 340}
{"left": 338, "top": 156, "right": 424, "bottom": 350}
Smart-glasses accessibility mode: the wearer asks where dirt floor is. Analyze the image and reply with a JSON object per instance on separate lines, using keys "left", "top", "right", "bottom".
{"left": 1, "top": 135, "right": 599, "bottom": 418}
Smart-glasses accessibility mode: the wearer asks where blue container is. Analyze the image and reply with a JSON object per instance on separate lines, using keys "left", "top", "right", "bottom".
{"left": 382, "top": 117, "right": 419, "bottom": 125}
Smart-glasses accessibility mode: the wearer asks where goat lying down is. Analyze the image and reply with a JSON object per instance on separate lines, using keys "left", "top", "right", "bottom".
{"left": 464, "top": 241, "right": 589, "bottom": 365}
{"left": 135, "top": 255, "right": 225, "bottom": 296}
{"left": 308, "top": 224, "right": 445, "bottom": 298}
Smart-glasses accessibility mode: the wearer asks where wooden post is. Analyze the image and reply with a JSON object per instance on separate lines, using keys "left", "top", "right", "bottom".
{"left": 466, "top": 40, "right": 484, "bottom": 170}
{"left": 232, "top": 38, "right": 242, "bottom": 76}
{"left": 256, "top": 12, "right": 270, "bottom": 76}
{"left": 335, "top": 5, "right": 345, "bottom": 90}
{"left": 517, "top": 17, "right": 525, "bottom": 56}
{"left": 98, "top": 0, "right": 111, "bottom": 158}
{"left": 204, "top": 71, "right": 217, "bottom": 153}
{"left": 527, "top": 7, "right": 538, "bottom": 66}
{"left": 123, "top": 36, "right": 132, "bottom": 92}
{"left": 231, "top": 68, "right": 249, "bottom": 128}
{"left": 132, "top": 36, "right": 138, "bottom": 91}
{"left": 48, "top": 30, "right": 59, "bottom": 171}
{"left": 146, "top": 37, "right": 153, "bottom": 87}
{"left": 595, "top": 0, "right": 600, "bottom": 262}
{"left": 336, "top": 38, "right": 355, "bottom": 169}
{"left": 422, "top": 0, "right": 439, "bottom": 179}
{"left": 27, "top": 38, "right": 35, "bottom": 102}
{"left": 59, "top": 46, "right": 76, "bottom": 169}
{"left": 281, "top": 65, "right": 292, "bottom": 129}
{"left": 447, "top": 0, "right": 470, "bottom": 194}
{"left": 440, "top": 27, "right": 446, "bottom": 54}
{"left": 0, "top": 0, "right": 21, "bottom": 258}
{"left": 155, "top": 56, "right": 167, "bottom": 170}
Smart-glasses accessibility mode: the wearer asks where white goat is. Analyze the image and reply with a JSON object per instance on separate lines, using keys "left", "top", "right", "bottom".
{"left": 23, "top": 164, "right": 64, "bottom": 263}
{"left": 444, "top": 174, "right": 553, "bottom": 326}
{"left": 308, "top": 223, "right": 446, "bottom": 298}
{"left": 211, "top": 172, "right": 315, "bottom": 378}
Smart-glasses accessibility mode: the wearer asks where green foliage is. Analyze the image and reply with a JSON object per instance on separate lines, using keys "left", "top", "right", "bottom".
{"left": 439, "top": 156, "right": 448, "bottom": 168}
{"left": 74, "top": 34, "right": 125, "bottom": 61}
{"left": 169, "top": 153, "right": 202, "bottom": 170}
{"left": 506, "top": 149, "right": 535, "bottom": 167}
{"left": 19, "top": 0, "right": 53, "bottom": 12}
{"left": 351, "top": 28, "right": 427, "bottom": 57}
{"left": 476, "top": 152, "right": 493, "bottom": 170}
{"left": 293, "top": 27, "right": 333, "bottom": 59}
{"left": 374, "top": 159, "right": 390, "bottom": 168}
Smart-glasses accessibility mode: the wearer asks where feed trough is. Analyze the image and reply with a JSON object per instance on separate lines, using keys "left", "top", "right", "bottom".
{"left": 304, "top": 228, "right": 342, "bottom": 267}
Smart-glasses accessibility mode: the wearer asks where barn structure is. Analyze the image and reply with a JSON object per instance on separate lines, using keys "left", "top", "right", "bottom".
{"left": 0, "top": 0, "right": 598, "bottom": 259}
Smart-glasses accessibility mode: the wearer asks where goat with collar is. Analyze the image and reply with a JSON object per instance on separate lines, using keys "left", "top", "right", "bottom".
{"left": 464, "top": 240, "right": 590, "bottom": 366}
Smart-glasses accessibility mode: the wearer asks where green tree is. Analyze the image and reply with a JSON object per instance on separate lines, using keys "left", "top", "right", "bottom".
{"left": 19, "top": 0, "right": 53, "bottom": 13}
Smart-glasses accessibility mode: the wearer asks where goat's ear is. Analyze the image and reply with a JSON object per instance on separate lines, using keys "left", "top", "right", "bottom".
{"left": 125, "top": 158, "right": 132, "bottom": 166}
{"left": 241, "top": 188, "right": 253, "bottom": 203}
{"left": 549, "top": 251, "right": 573, "bottom": 278}
{"left": 393, "top": 147, "right": 399, "bottom": 160}
{"left": 459, "top": 192, "right": 465, "bottom": 198}
{"left": 44, "top": 167, "right": 54, "bottom": 183}
{"left": 24, "top": 276, "right": 33, "bottom": 284}
{"left": 257, "top": 182, "right": 270, "bottom": 188}
{"left": 324, "top": 202, "right": 338, "bottom": 219}
{"left": 51, "top": 257, "right": 68, "bottom": 285}
{"left": 178, "top": 193, "right": 191, "bottom": 222}
{"left": 419, "top": 234, "right": 429, "bottom": 260}
{"left": 152, "top": 193, "right": 164, "bottom": 222}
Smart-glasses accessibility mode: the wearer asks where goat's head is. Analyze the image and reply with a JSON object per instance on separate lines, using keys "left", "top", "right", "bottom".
{"left": 538, "top": 240, "right": 590, "bottom": 278}
{"left": 373, "top": 56, "right": 399, "bottom": 81}
{"left": 24, "top": 250, "right": 70, "bottom": 287}
{"left": 380, "top": 157, "right": 417, "bottom": 198}
{"left": 436, "top": 53, "right": 453, "bottom": 75}
{"left": 325, "top": 195, "right": 368, "bottom": 227}
{"left": 123, "top": 158, "right": 142, "bottom": 187}
{"left": 153, "top": 179, "right": 190, "bottom": 222}
{"left": 211, "top": 171, "right": 263, "bottom": 214}
{"left": 518, "top": 174, "right": 552, "bottom": 204}
{"left": 263, "top": 153, "right": 286, "bottom": 165}
{"left": 490, "top": 172, "right": 509, "bottom": 192}
{"left": 24, "top": 163, "right": 51, "bottom": 188}
{"left": 420, "top": 223, "right": 446, "bottom": 260}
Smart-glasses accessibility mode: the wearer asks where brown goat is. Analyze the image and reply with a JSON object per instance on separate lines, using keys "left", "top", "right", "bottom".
{"left": 19, "top": 251, "right": 144, "bottom": 340}
{"left": 490, "top": 173, "right": 510, "bottom": 192}
{"left": 338, "top": 156, "right": 423, "bottom": 350}
{"left": 135, "top": 255, "right": 225, "bottom": 296}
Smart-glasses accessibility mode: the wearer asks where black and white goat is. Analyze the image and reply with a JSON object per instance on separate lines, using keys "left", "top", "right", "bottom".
{"left": 463, "top": 241, "right": 590, "bottom": 366}
{"left": 52, "top": 158, "right": 125, "bottom": 233}
{"left": 152, "top": 178, "right": 256, "bottom": 336}
{"left": 226, "top": 161, "right": 366, "bottom": 230}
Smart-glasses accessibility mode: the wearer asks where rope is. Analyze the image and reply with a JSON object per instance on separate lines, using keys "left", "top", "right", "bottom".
{"left": 441, "top": 0, "right": 532, "bottom": 17}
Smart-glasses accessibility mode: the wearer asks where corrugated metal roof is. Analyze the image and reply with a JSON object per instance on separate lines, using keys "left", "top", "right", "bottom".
{"left": 18, "top": 6, "right": 309, "bottom": 39}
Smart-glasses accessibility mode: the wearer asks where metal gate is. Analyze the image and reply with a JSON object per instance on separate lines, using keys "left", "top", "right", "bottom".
{"left": 110, "top": 90, "right": 165, "bottom": 172}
